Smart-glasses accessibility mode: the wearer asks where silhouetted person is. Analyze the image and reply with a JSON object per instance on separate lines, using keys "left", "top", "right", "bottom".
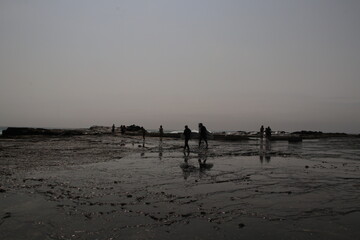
{"left": 141, "top": 127, "right": 146, "bottom": 140}
{"left": 159, "top": 125, "right": 164, "bottom": 140}
{"left": 260, "top": 125, "right": 264, "bottom": 139}
{"left": 183, "top": 125, "right": 191, "bottom": 151}
{"left": 121, "top": 125, "right": 126, "bottom": 135}
{"left": 265, "top": 126, "right": 272, "bottom": 140}
{"left": 112, "top": 124, "right": 115, "bottom": 134}
{"left": 198, "top": 123, "right": 208, "bottom": 148}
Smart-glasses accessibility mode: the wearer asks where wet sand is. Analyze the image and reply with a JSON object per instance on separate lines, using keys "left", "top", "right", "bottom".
{"left": 0, "top": 135, "right": 360, "bottom": 239}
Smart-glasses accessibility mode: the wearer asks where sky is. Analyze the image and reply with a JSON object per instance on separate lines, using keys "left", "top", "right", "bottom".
{"left": 0, "top": 0, "right": 359, "bottom": 133}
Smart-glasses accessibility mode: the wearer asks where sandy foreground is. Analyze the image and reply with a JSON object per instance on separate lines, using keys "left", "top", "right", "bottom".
{"left": 0, "top": 134, "right": 359, "bottom": 240}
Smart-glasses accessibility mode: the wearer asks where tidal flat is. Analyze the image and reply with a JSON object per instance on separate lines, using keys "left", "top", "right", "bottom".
{"left": 0, "top": 135, "right": 359, "bottom": 240}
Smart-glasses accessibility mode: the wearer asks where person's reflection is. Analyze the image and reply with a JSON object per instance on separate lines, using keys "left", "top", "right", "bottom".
{"left": 140, "top": 142, "right": 145, "bottom": 157}
{"left": 198, "top": 150, "right": 208, "bottom": 169}
{"left": 158, "top": 141, "right": 163, "bottom": 160}
{"left": 259, "top": 138, "right": 264, "bottom": 164}
{"left": 198, "top": 149, "right": 213, "bottom": 178}
{"left": 184, "top": 150, "right": 190, "bottom": 164}
{"left": 265, "top": 139, "right": 271, "bottom": 163}
{"left": 182, "top": 151, "right": 191, "bottom": 180}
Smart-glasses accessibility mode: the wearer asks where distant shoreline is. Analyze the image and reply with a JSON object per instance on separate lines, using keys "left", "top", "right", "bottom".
{"left": 1, "top": 126, "right": 359, "bottom": 140}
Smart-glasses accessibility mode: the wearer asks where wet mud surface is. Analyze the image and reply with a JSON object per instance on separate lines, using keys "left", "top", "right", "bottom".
{"left": 1, "top": 135, "right": 360, "bottom": 239}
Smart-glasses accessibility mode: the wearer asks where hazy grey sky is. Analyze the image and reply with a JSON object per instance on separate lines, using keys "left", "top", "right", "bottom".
{"left": 1, "top": 0, "right": 359, "bottom": 132}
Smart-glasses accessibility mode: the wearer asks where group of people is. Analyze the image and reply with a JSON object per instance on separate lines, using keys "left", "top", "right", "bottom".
{"left": 148, "top": 123, "right": 208, "bottom": 151}
{"left": 183, "top": 123, "right": 208, "bottom": 151}
{"left": 112, "top": 124, "right": 127, "bottom": 135}
{"left": 259, "top": 125, "right": 272, "bottom": 139}
{"left": 114, "top": 123, "right": 272, "bottom": 151}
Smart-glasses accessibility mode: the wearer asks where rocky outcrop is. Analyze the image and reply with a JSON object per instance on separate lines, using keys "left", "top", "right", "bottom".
{"left": 2, "top": 127, "right": 85, "bottom": 136}
{"left": 125, "top": 124, "right": 143, "bottom": 132}
{"left": 291, "top": 131, "right": 348, "bottom": 139}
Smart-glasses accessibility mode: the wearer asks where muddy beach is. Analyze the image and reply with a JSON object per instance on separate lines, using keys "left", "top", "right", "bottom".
{"left": 0, "top": 135, "right": 359, "bottom": 240}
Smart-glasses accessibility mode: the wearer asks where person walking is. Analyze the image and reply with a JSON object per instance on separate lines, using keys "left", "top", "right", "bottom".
{"left": 141, "top": 127, "right": 146, "bottom": 140}
{"left": 265, "top": 126, "right": 272, "bottom": 140}
{"left": 159, "top": 125, "right": 164, "bottom": 140}
{"left": 183, "top": 125, "right": 191, "bottom": 151}
{"left": 112, "top": 124, "right": 115, "bottom": 134}
{"left": 260, "top": 125, "right": 264, "bottom": 139}
{"left": 198, "top": 123, "right": 208, "bottom": 148}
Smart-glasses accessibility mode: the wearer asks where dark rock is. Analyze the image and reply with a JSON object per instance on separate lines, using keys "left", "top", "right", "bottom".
{"left": 2, "top": 127, "right": 85, "bottom": 136}
{"left": 181, "top": 213, "right": 192, "bottom": 217}
{"left": 2, "top": 127, "right": 51, "bottom": 136}
{"left": 292, "top": 130, "right": 323, "bottom": 135}
{"left": 3, "top": 212, "right": 11, "bottom": 219}
{"left": 126, "top": 124, "right": 142, "bottom": 132}
{"left": 238, "top": 223, "right": 245, "bottom": 228}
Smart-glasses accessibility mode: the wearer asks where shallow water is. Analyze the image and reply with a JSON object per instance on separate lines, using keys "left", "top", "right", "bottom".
{"left": 0, "top": 135, "right": 359, "bottom": 239}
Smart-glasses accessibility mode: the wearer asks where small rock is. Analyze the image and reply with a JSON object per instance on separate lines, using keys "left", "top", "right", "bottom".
{"left": 238, "top": 223, "right": 245, "bottom": 228}
{"left": 181, "top": 213, "right": 192, "bottom": 217}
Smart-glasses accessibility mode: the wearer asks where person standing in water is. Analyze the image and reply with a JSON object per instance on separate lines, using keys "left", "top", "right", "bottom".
{"left": 260, "top": 125, "right": 264, "bottom": 139}
{"left": 141, "top": 127, "right": 146, "bottom": 140}
{"left": 141, "top": 127, "right": 146, "bottom": 147}
{"left": 120, "top": 125, "right": 126, "bottom": 135}
{"left": 265, "top": 126, "right": 272, "bottom": 140}
{"left": 198, "top": 123, "right": 208, "bottom": 148}
{"left": 159, "top": 125, "right": 164, "bottom": 140}
{"left": 183, "top": 125, "right": 191, "bottom": 151}
{"left": 112, "top": 124, "right": 115, "bottom": 134}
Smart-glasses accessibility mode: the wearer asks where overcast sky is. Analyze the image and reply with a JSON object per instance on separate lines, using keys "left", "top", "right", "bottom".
{"left": 1, "top": 0, "right": 359, "bottom": 132}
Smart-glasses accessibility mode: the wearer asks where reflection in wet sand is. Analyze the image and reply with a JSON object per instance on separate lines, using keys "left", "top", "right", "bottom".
{"left": 259, "top": 138, "right": 271, "bottom": 163}
{"left": 180, "top": 149, "right": 214, "bottom": 180}
{"left": 0, "top": 135, "right": 360, "bottom": 239}
{"left": 158, "top": 141, "right": 163, "bottom": 161}
{"left": 181, "top": 151, "right": 191, "bottom": 179}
